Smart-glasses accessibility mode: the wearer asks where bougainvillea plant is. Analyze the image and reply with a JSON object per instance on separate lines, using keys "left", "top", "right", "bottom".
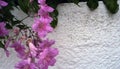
{"left": 0, "top": 0, "right": 119, "bottom": 69}
{"left": 0, "top": 0, "right": 58, "bottom": 69}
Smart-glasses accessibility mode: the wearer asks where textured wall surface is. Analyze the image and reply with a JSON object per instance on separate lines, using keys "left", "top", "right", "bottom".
{"left": 0, "top": 1, "right": 120, "bottom": 69}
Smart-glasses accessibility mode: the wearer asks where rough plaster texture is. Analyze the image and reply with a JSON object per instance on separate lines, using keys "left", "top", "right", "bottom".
{"left": 0, "top": 1, "right": 120, "bottom": 69}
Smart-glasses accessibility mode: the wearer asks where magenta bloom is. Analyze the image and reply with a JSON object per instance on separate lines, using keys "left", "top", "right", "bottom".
{"left": 38, "top": 5, "right": 54, "bottom": 17}
{"left": 15, "top": 58, "right": 36, "bottom": 69}
{"left": 37, "top": 48, "right": 58, "bottom": 69}
{"left": 0, "top": 0, "right": 8, "bottom": 7}
{"left": 38, "top": 5, "right": 54, "bottom": 24}
{"left": 40, "top": 14, "right": 53, "bottom": 24}
{"left": 38, "top": 0, "right": 46, "bottom": 5}
{"left": 11, "top": 41, "right": 26, "bottom": 58}
{"left": 37, "top": 62, "right": 48, "bottom": 69}
{"left": 38, "top": 8, "right": 53, "bottom": 23}
{"left": 40, "top": 39, "right": 55, "bottom": 49}
{"left": 0, "top": 22, "right": 9, "bottom": 37}
{"left": 40, "top": 4, "right": 54, "bottom": 13}
{"left": 32, "top": 18, "right": 53, "bottom": 37}
{"left": 13, "top": 27, "right": 20, "bottom": 35}
{"left": 28, "top": 42, "right": 37, "bottom": 57}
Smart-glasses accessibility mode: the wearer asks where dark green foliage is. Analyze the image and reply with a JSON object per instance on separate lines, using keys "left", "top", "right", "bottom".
{"left": 51, "top": 18, "right": 58, "bottom": 28}
{"left": 87, "top": 0, "right": 98, "bottom": 10}
{"left": 67, "top": 0, "right": 80, "bottom": 5}
{"left": 5, "top": 23, "right": 13, "bottom": 29}
{"left": 30, "top": 1, "right": 39, "bottom": 13}
{"left": 0, "top": 36, "right": 5, "bottom": 39}
{"left": 47, "top": 0, "right": 59, "bottom": 28}
{"left": 11, "top": 20, "right": 21, "bottom": 26}
{"left": 18, "top": 0, "right": 39, "bottom": 14}
{"left": 18, "top": 0, "right": 29, "bottom": 14}
{"left": 0, "top": 0, "right": 16, "bottom": 29}
{"left": 17, "top": 25, "right": 29, "bottom": 30}
{"left": 103, "top": 0, "right": 119, "bottom": 14}
{"left": 50, "top": 17, "right": 58, "bottom": 28}
{"left": 50, "top": 9, "right": 58, "bottom": 28}
{"left": 49, "top": 6, "right": 58, "bottom": 28}
{"left": 47, "top": 0, "right": 59, "bottom": 9}
{"left": 0, "top": 41, "right": 4, "bottom": 48}
{"left": 0, "top": 1, "right": 14, "bottom": 22}
{"left": 0, "top": 0, "right": 38, "bottom": 30}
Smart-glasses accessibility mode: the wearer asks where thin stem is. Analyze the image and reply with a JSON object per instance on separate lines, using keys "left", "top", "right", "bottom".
{"left": 21, "top": 15, "right": 29, "bottom": 22}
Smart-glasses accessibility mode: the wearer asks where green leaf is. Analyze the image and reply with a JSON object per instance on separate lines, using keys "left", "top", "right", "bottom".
{"left": 0, "top": 41, "right": 4, "bottom": 48}
{"left": 50, "top": 9, "right": 59, "bottom": 28}
{"left": 50, "top": 9, "right": 59, "bottom": 17}
{"left": 73, "top": 0, "right": 79, "bottom": 5}
{"left": 0, "top": 36, "right": 5, "bottom": 39}
{"left": 11, "top": 20, "right": 21, "bottom": 26}
{"left": 47, "top": 0, "right": 59, "bottom": 9}
{"left": 2, "top": 7, "right": 14, "bottom": 22}
{"left": 3, "top": 0, "right": 14, "bottom": 10}
{"left": 50, "top": 18, "right": 58, "bottom": 28}
{"left": 103, "top": 0, "right": 119, "bottom": 14}
{"left": 87, "top": 0, "right": 99, "bottom": 10}
{"left": 67, "top": 0, "right": 79, "bottom": 5}
{"left": 30, "top": 1, "right": 39, "bottom": 13}
{"left": 18, "top": 0, "right": 29, "bottom": 14}
{"left": 6, "top": 23, "right": 13, "bottom": 29}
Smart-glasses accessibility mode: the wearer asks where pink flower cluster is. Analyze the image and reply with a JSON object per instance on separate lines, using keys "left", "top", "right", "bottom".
{"left": 11, "top": 39, "right": 58, "bottom": 69}
{"left": 13, "top": 0, "right": 58, "bottom": 69}
{"left": 0, "top": 0, "right": 58, "bottom": 69}
{"left": 32, "top": 0, "right": 54, "bottom": 38}
{"left": 4, "top": 37, "right": 58, "bottom": 69}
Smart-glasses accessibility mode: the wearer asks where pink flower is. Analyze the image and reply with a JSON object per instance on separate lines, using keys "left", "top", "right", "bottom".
{"left": 37, "top": 62, "right": 48, "bottom": 69}
{"left": 32, "top": 18, "right": 53, "bottom": 37}
{"left": 38, "top": 0, "right": 46, "bottom": 5}
{"left": 38, "top": 4, "right": 54, "bottom": 18}
{"left": 15, "top": 58, "right": 36, "bottom": 69}
{"left": 13, "top": 27, "right": 20, "bottom": 35}
{"left": 40, "top": 39, "right": 55, "bottom": 49}
{"left": 28, "top": 42, "right": 37, "bottom": 57}
{"left": 38, "top": 9, "right": 48, "bottom": 16}
{"left": 40, "top": 15, "right": 53, "bottom": 24}
{"left": 36, "top": 39, "right": 55, "bottom": 58}
{"left": 0, "top": 0, "right": 8, "bottom": 7}
{"left": 38, "top": 7, "right": 53, "bottom": 23}
{"left": 40, "top": 4, "right": 54, "bottom": 13}
{"left": 10, "top": 41, "right": 26, "bottom": 58}
{"left": 37, "top": 48, "right": 58, "bottom": 69}
{"left": 0, "top": 22, "right": 9, "bottom": 37}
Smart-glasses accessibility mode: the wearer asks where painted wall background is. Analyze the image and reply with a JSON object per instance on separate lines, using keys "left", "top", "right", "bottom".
{"left": 0, "top": 1, "right": 120, "bottom": 69}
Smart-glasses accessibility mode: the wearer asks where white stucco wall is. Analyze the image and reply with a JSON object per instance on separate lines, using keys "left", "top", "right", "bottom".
{"left": 0, "top": 1, "right": 120, "bottom": 69}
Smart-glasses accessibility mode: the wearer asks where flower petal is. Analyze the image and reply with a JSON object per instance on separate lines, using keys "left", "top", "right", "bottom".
{"left": 45, "top": 25, "right": 53, "bottom": 32}
{"left": 0, "top": 1, "right": 8, "bottom": 6}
